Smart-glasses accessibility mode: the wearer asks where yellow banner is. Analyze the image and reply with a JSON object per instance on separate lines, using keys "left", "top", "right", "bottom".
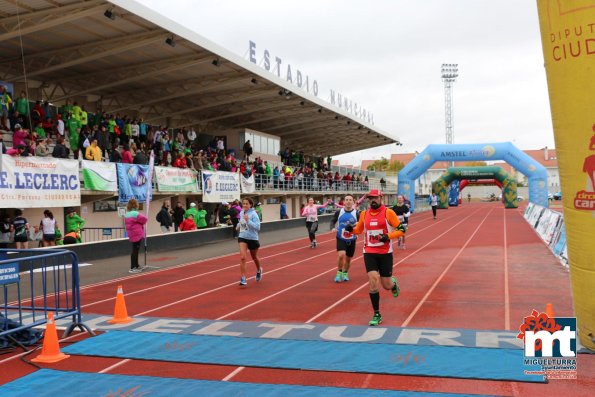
{"left": 536, "top": 0, "right": 595, "bottom": 350}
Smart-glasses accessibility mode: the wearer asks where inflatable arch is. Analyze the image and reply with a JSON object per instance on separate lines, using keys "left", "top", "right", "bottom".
{"left": 397, "top": 143, "right": 548, "bottom": 212}
{"left": 433, "top": 166, "right": 518, "bottom": 209}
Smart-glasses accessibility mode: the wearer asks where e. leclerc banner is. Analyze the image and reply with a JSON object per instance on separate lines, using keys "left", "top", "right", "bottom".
{"left": 116, "top": 163, "right": 151, "bottom": 203}
{"left": 0, "top": 156, "right": 80, "bottom": 208}
{"left": 154, "top": 166, "right": 199, "bottom": 192}
{"left": 201, "top": 170, "right": 240, "bottom": 203}
{"left": 81, "top": 160, "right": 117, "bottom": 191}
{"left": 537, "top": 0, "right": 595, "bottom": 350}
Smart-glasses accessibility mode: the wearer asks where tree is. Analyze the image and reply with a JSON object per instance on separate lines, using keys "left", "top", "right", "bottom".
{"left": 366, "top": 158, "right": 405, "bottom": 172}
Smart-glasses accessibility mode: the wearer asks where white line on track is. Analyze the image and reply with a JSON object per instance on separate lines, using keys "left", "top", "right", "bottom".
{"left": 305, "top": 208, "right": 484, "bottom": 324}
{"left": 400, "top": 208, "right": 493, "bottom": 327}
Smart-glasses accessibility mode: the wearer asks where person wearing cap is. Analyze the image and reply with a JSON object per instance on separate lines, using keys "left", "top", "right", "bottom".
{"left": 65, "top": 208, "right": 85, "bottom": 243}
{"left": 183, "top": 202, "right": 200, "bottom": 228}
{"left": 344, "top": 189, "right": 406, "bottom": 326}
{"left": 237, "top": 197, "right": 263, "bottom": 286}
{"left": 301, "top": 197, "right": 332, "bottom": 248}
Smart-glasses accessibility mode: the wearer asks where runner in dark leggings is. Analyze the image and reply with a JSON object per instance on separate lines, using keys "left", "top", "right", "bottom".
{"left": 300, "top": 197, "right": 331, "bottom": 248}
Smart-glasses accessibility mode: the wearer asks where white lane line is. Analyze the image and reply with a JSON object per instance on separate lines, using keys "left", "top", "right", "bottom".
{"left": 400, "top": 208, "right": 493, "bottom": 327}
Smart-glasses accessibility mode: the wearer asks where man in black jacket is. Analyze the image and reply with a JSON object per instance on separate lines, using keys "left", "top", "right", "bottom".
{"left": 171, "top": 202, "right": 185, "bottom": 232}
{"left": 52, "top": 137, "right": 69, "bottom": 158}
{"left": 156, "top": 202, "right": 173, "bottom": 233}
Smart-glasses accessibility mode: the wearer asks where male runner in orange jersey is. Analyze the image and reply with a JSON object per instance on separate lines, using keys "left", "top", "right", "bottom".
{"left": 345, "top": 189, "right": 406, "bottom": 326}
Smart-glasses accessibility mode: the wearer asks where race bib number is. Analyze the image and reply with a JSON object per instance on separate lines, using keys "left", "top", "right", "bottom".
{"left": 239, "top": 220, "right": 248, "bottom": 231}
{"left": 366, "top": 230, "right": 384, "bottom": 247}
{"left": 306, "top": 215, "right": 317, "bottom": 222}
{"left": 397, "top": 215, "right": 404, "bottom": 222}
{"left": 341, "top": 229, "right": 354, "bottom": 240}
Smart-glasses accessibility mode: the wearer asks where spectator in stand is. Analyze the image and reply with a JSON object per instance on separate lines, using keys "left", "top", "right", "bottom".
{"left": 179, "top": 214, "right": 197, "bottom": 231}
{"left": 98, "top": 125, "right": 110, "bottom": 159}
{"left": 15, "top": 91, "right": 30, "bottom": 129}
{"left": 40, "top": 210, "right": 56, "bottom": 247}
{"left": 171, "top": 201, "right": 185, "bottom": 232}
{"left": 156, "top": 202, "right": 173, "bottom": 233}
{"left": 124, "top": 198, "right": 148, "bottom": 273}
{"left": 12, "top": 124, "right": 28, "bottom": 148}
{"left": 139, "top": 119, "right": 148, "bottom": 143}
{"left": 219, "top": 201, "right": 231, "bottom": 226}
{"left": 187, "top": 128, "right": 196, "bottom": 143}
{"left": 35, "top": 137, "right": 51, "bottom": 157}
{"left": 133, "top": 142, "right": 149, "bottom": 164}
{"left": 6, "top": 144, "right": 25, "bottom": 157}
{"left": 109, "top": 143, "right": 122, "bottom": 163}
{"left": 80, "top": 105, "right": 88, "bottom": 128}
{"left": 216, "top": 136, "right": 225, "bottom": 152}
{"left": 243, "top": 140, "right": 253, "bottom": 161}
{"left": 34, "top": 121, "right": 45, "bottom": 139}
{"left": 172, "top": 151, "right": 186, "bottom": 168}
{"left": 52, "top": 137, "right": 69, "bottom": 158}
{"left": 42, "top": 116, "right": 54, "bottom": 137}
{"left": 161, "top": 132, "right": 171, "bottom": 165}
{"left": 32, "top": 101, "right": 45, "bottom": 126}
{"left": 66, "top": 114, "right": 81, "bottom": 159}
{"left": 85, "top": 138, "right": 102, "bottom": 161}
{"left": 11, "top": 209, "right": 29, "bottom": 249}
{"left": 0, "top": 85, "right": 12, "bottom": 129}
{"left": 56, "top": 114, "right": 65, "bottom": 138}
{"left": 121, "top": 143, "right": 133, "bottom": 164}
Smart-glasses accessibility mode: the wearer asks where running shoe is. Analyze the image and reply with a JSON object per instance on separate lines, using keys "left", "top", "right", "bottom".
{"left": 312, "top": 240, "right": 317, "bottom": 248}
{"left": 256, "top": 268, "right": 263, "bottom": 282}
{"left": 334, "top": 271, "right": 342, "bottom": 283}
{"left": 397, "top": 238, "right": 401, "bottom": 247}
{"left": 342, "top": 272, "right": 349, "bottom": 282}
{"left": 369, "top": 312, "right": 382, "bottom": 326}
{"left": 239, "top": 276, "right": 247, "bottom": 286}
{"left": 310, "top": 241, "right": 314, "bottom": 248}
{"left": 391, "top": 276, "right": 400, "bottom": 298}
{"left": 128, "top": 268, "right": 141, "bottom": 274}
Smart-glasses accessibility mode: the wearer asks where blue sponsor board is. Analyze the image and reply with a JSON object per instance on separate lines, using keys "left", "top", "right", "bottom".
{"left": 0, "top": 262, "right": 19, "bottom": 285}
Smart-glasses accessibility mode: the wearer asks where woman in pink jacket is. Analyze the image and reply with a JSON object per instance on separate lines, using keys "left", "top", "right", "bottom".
{"left": 124, "top": 198, "right": 148, "bottom": 273}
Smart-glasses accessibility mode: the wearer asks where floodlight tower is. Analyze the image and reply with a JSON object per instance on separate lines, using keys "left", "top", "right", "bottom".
{"left": 441, "top": 63, "right": 458, "bottom": 145}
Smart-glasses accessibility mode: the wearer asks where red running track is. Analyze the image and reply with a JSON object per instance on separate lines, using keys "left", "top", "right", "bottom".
{"left": 1, "top": 202, "right": 593, "bottom": 396}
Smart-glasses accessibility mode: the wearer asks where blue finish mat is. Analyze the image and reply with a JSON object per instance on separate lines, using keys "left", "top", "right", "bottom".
{"left": 62, "top": 330, "right": 544, "bottom": 383}
{"left": 2, "top": 369, "right": 500, "bottom": 397}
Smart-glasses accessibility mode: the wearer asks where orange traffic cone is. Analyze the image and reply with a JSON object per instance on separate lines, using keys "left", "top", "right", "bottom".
{"left": 32, "top": 312, "right": 70, "bottom": 363}
{"left": 107, "top": 285, "right": 133, "bottom": 324}
{"left": 546, "top": 303, "right": 555, "bottom": 318}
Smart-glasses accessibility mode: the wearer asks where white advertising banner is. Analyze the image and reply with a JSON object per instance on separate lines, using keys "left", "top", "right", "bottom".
{"left": 0, "top": 155, "right": 81, "bottom": 208}
{"left": 155, "top": 166, "right": 199, "bottom": 192}
{"left": 201, "top": 170, "right": 240, "bottom": 203}
{"left": 240, "top": 173, "right": 255, "bottom": 193}
{"left": 81, "top": 160, "right": 117, "bottom": 191}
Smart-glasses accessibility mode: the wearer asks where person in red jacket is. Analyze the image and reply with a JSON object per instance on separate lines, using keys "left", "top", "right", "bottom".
{"left": 179, "top": 214, "right": 197, "bottom": 231}
{"left": 345, "top": 189, "right": 406, "bottom": 326}
{"left": 124, "top": 198, "right": 148, "bottom": 273}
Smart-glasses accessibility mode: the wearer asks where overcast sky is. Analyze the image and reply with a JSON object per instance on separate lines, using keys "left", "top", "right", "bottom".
{"left": 137, "top": 0, "right": 555, "bottom": 165}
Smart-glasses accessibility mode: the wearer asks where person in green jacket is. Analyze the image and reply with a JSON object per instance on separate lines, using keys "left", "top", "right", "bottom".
{"left": 195, "top": 203, "right": 208, "bottom": 229}
{"left": 183, "top": 202, "right": 200, "bottom": 228}
{"left": 255, "top": 202, "right": 263, "bottom": 221}
{"left": 65, "top": 208, "right": 85, "bottom": 243}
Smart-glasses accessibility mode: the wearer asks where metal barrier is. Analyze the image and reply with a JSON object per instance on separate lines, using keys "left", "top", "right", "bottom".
{"left": 0, "top": 248, "right": 92, "bottom": 349}
{"left": 81, "top": 227, "right": 126, "bottom": 243}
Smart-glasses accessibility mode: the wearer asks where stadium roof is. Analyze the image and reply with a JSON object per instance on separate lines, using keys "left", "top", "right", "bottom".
{"left": 0, "top": 0, "right": 399, "bottom": 157}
